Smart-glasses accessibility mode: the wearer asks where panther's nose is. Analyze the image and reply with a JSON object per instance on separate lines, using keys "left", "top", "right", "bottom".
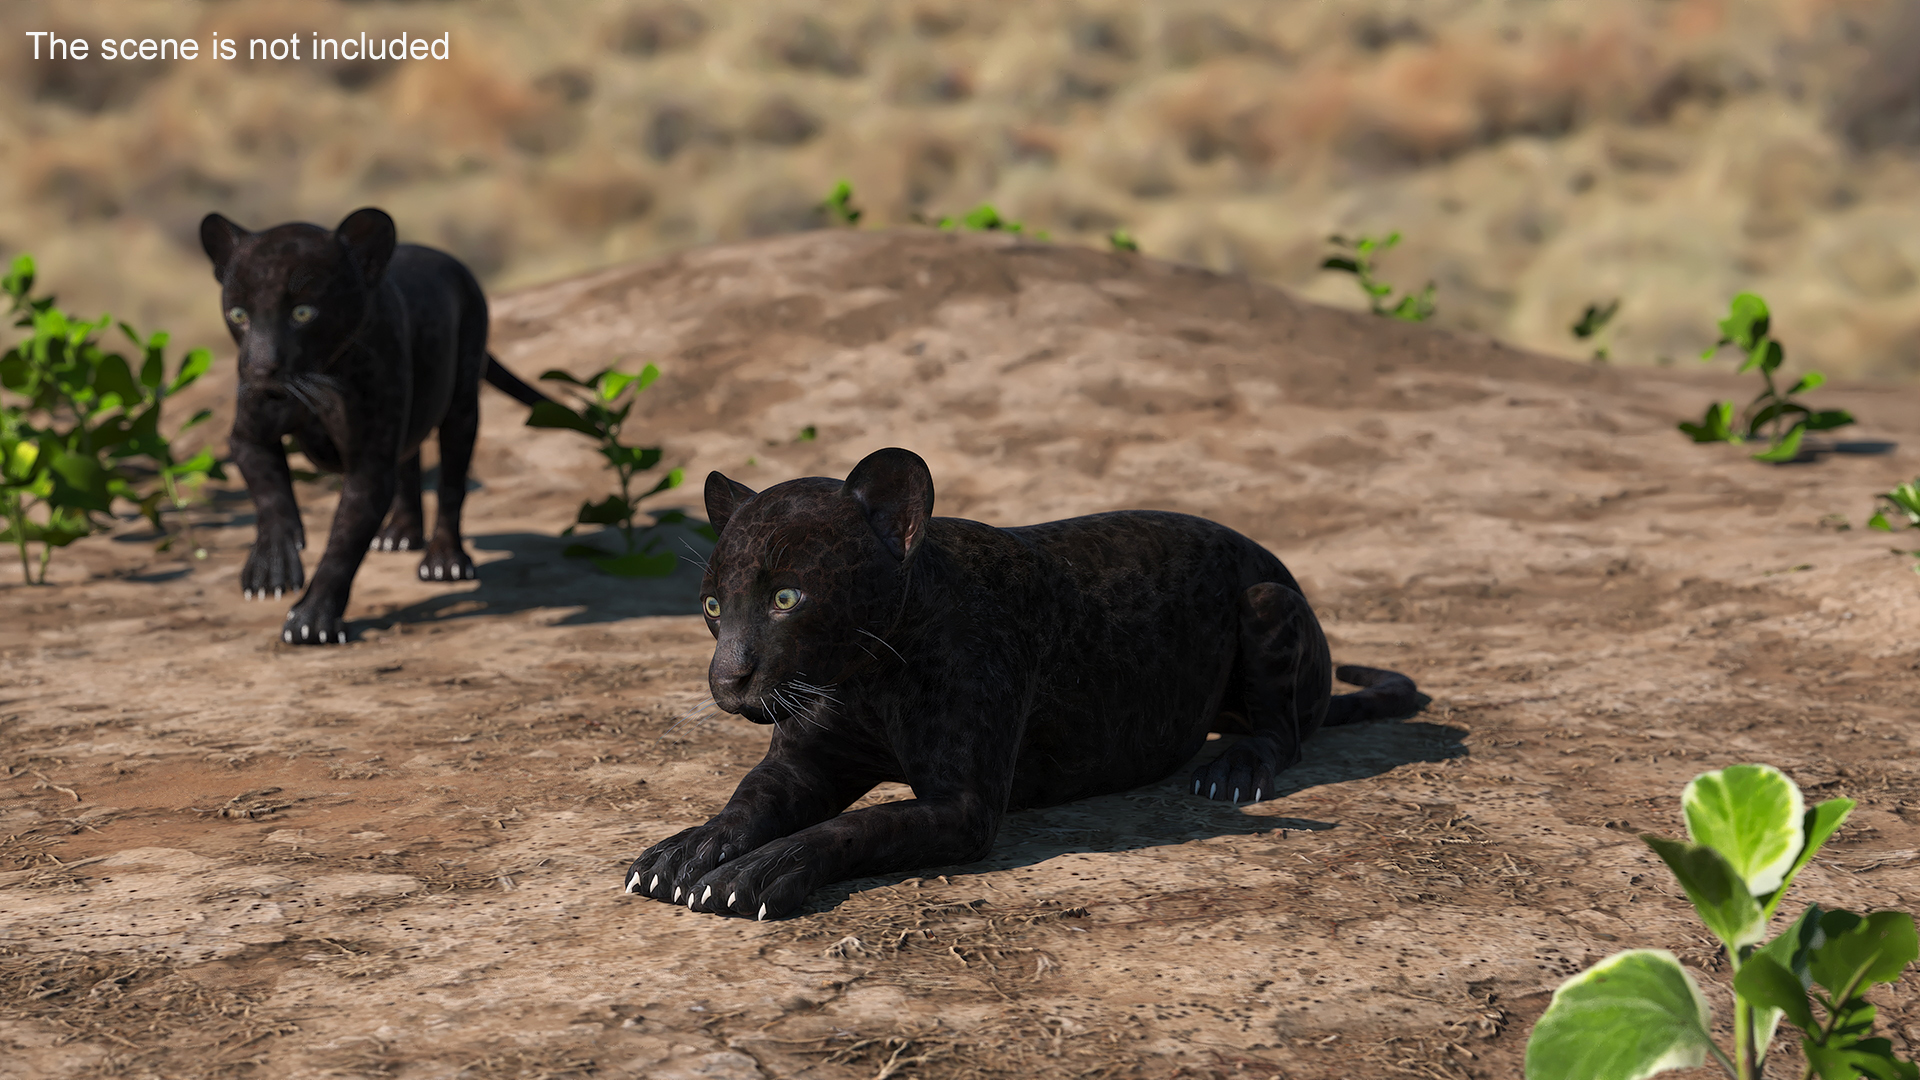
{"left": 708, "top": 638, "right": 757, "bottom": 706}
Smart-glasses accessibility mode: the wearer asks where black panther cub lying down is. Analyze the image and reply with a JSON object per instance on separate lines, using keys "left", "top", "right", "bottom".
{"left": 624, "top": 448, "right": 1424, "bottom": 919}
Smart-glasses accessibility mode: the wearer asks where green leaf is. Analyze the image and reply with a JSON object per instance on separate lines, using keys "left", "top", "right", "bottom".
{"left": 592, "top": 550, "right": 679, "bottom": 577}
{"left": 168, "top": 347, "right": 211, "bottom": 394}
{"left": 796, "top": 425, "right": 817, "bottom": 442}
{"left": 1739, "top": 338, "right": 1783, "bottom": 375}
{"left": 2, "top": 254, "right": 34, "bottom": 302}
{"left": 575, "top": 495, "right": 632, "bottom": 526}
{"left": 1720, "top": 292, "right": 1771, "bottom": 351}
{"left": 1682, "top": 764, "right": 1806, "bottom": 896}
{"left": 1806, "top": 409, "right": 1855, "bottom": 432}
{"left": 599, "top": 369, "right": 639, "bottom": 401}
{"left": 1524, "top": 949, "right": 1716, "bottom": 1080}
{"left": 1748, "top": 904, "right": 1826, "bottom": 1047}
{"left": 525, "top": 400, "right": 602, "bottom": 436}
{"left": 561, "top": 542, "right": 611, "bottom": 559}
{"left": 1804, "top": 1037, "right": 1920, "bottom": 1080}
{"left": 635, "top": 362, "right": 660, "bottom": 392}
{"left": 1678, "top": 401, "right": 1736, "bottom": 443}
{"left": 538, "top": 369, "right": 594, "bottom": 387}
{"left": 1734, "top": 953, "right": 1816, "bottom": 1031}
{"left": 1322, "top": 256, "right": 1361, "bottom": 273}
{"left": 1752, "top": 423, "right": 1807, "bottom": 463}
{"left": 93, "top": 353, "right": 141, "bottom": 408}
{"left": 1789, "top": 370, "right": 1827, "bottom": 395}
{"left": 1109, "top": 229, "right": 1139, "bottom": 253}
{"left": 1869, "top": 514, "right": 1893, "bottom": 532}
{"left": 1807, "top": 910, "right": 1918, "bottom": 1001}
{"left": 1642, "top": 835, "right": 1766, "bottom": 947}
{"left": 1762, "top": 800, "right": 1854, "bottom": 920}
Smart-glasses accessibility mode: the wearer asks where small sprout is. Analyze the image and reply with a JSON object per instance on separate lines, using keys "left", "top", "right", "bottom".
{"left": 795, "top": 425, "right": 816, "bottom": 443}
{"left": 934, "top": 204, "right": 1049, "bottom": 240}
{"left": 820, "top": 180, "right": 863, "bottom": 227}
{"left": 1108, "top": 228, "right": 1139, "bottom": 253}
{"left": 1571, "top": 298, "right": 1620, "bottom": 362}
{"left": 1683, "top": 293, "right": 1854, "bottom": 463}
{"left": 1321, "top": 232, "right": 1435, "bottom": 322}
{"left": 528, "top": 363, "right": 706, "bottom": 578}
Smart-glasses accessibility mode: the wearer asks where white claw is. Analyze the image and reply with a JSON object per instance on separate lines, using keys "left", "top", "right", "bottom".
{"left": 728, "top": 891, "right": 737, "bottom": 906}
{"left": 418, "top": 566, "right": 428, "bottom": 579}
{"left": 1209, "top": 783, "right": 1216, "bottom": 799}
{"left": 650, "top": 874, "right": 660, "bottom": 893}
{"left": 627, "top": 872, "right": 642, "bottom": 893}
{"left": 1254, "top": 788, "right": 1262, "bottom": 803}
{"left": 283, "top": 630, "right": 292, "bottom": 642}
{"left": 1233, "top": 788, "right": 1241, "bottom": 804}
{"left": 244, "top": 589, "right": 252, "bottom": 600}
{"left": 274, "top": 588, "right": 283, "bottom": 599}
{"left": 1193, "top": 779, "right": 1201, "bottom": 795}
{"left": 758, "top": 903, "right": 768, "bottom": 921}
{"left": 337, "top": 630, "right": 346, "bottom": 643}
{"left": 673, "top": 886, "right": 682, "bottom": 902}
{"left": 300, "top": 625, "right": 310, "bottom": 641}
{"left": 702, "top": 885, "right": 712, "bottom": 903}
{"left": 399, "top": 539, "right": 410, "bottom": 551}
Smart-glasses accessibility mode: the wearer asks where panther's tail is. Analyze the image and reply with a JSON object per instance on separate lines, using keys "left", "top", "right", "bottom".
{"left": 1324, "top": 665, "right": 1429, "bottom": 726}
{"left": 484, "top": 354, "right": 551, "bottom": 406}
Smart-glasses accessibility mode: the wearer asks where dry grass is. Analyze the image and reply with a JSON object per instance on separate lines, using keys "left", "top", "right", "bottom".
{"left": 3, "top": 0, "right": 1919, "bottom": 385}
{"left": 0, "top": 948, "right": 299, "bottom": 1079}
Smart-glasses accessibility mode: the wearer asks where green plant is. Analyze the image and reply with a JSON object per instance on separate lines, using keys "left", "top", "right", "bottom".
{"left": 525, "top": 364, "right": 710, "bottom": 577}
{"left": 1868, "top": 478, "right": 1920, "bottom": 575}
{"left": 1321, "top": 232, "right": 1435, "bottom": 322}
{"left": 1682, "top": 294, "right": 1854, "bottom": 464}
{"left": 1108, "top": 228, "right": 1139, "bottom": 253}
{"left": 935, "top": 204, "right": 1048, "bottom": 239}
{"left": 820, "top": 180, "right": 863, "bottom": 226}
{"left": 1573, "top": 298, "right": 1621, "bottom": 361}
{"left": 1526, "top": 764, "right": 1917, "bottom": 1080}
{"left": 1, "top": 254, "right": 222, "bottom": 584}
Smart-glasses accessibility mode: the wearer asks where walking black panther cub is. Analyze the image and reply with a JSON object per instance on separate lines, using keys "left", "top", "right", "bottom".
{"left": 623, "top": 447, "right": 1425, "bottom": 918}
{"left": 201, "top": 207, "right": 546, "bottom": 644}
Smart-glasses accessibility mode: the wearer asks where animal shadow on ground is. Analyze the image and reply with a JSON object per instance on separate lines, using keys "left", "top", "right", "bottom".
{"left": 360, "top": 518, "right": 713, "bottom": 632}
{"left": 800, "top": 711, "right": 1467, "bottom": 915}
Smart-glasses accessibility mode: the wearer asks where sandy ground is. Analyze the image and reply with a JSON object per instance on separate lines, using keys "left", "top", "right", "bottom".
{"left": 3, "top": 229, "right": 1919, "bottom": 1079}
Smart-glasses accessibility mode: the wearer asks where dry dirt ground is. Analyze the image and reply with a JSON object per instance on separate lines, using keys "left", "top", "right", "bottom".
{"left": 3, "top": 229, "right": 1919, "bottom": 1079}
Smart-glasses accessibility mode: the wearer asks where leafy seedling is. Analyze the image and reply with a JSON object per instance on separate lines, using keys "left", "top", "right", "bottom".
{"left": 527, "top": 364, "right": 710, "bottom": 578}
{"left": 1108, "top": 228, "right": 1140, "bottom": 253}
{"left": 1, "top": 254, "right": 223, "bottom": 584}
{"left": 1526, "top": 763, "right": 1918, "bottom": 1080}
{"left": 820, "top": 180, "right": 863, "bottom": 227}
{"left": 1683, "top": 293, "right": 1854, "bottom": 463}
{"left": 935, "top": 204, "right": 1049, "bottom": 240}
{"left": 1572, "top": 298, "right": 1621, "bottom": 362}
{"left": 1321, "top": 232, "right": 1435, "bottom": 322}
{"left": 1867, "top": 478, "right": 1920, "bottom": 575}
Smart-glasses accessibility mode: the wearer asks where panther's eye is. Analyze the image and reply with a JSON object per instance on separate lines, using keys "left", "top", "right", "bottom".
{"left": 227, "top": 307, "right": 249, "bottom": 326}
{"left": 291, "top": 305, "right": 317, "bottom": 324}
{"left": 772, "top": 588, "right": 801, "bottom": 611}
{"left": 703, "top": 596, "right": 720, "bottom": 619}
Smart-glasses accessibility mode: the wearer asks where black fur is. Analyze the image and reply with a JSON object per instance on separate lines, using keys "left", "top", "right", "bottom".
{"left": 200, "top": 207, "right": 548, "bottom": 644}
{"left": 623, "top": 447, "right": 1425, "bottom": 918}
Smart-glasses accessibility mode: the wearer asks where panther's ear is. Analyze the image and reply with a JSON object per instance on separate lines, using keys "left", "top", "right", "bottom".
{"left": 200, "top": 213, "right": 250, "bottom": 282}
{"left": 704, "top": 471, "right": 758, "bottom": 536}
{"left": 842, "top": 447, "right": 934, "bottom": 562}
{"left": 334, "top": 207, "right": 397, "bottom": 287}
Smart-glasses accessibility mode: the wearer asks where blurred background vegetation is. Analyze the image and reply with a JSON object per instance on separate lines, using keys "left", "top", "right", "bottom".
{"left": 3, "top": 0, "right": 1920, "bottom": 380}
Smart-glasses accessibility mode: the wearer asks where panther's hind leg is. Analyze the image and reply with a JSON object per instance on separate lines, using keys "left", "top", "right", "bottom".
{"left": 418, "top": 375, "right": 479, "bottom": 583}
{"left": 371, "top": 453, "right": 426, "bottom": 552}
{"left": 1190, "top": 582, "right": 1332, "bottom": 803}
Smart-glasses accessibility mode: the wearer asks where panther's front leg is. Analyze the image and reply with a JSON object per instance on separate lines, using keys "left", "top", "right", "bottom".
{"left": 282, "top": 457, "right": 395, "bottom": 645}
{"left": 624, "top": 726, "right": 884, "bottom": 909}
{"left": 231, "top": 423, "right": 306, "bottom": 602}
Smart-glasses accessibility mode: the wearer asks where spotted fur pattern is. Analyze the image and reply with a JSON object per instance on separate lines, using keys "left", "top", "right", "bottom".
{"left": 623, "top": 447, "right": 1424, "bottom": 918}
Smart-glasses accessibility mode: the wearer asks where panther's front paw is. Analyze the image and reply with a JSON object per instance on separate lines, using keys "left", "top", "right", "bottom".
{"left": 282, "top": 597, "right": 351, "bottom": 645}
{"left": 416, "top": 540, "right": 475, "bottom": 583}
{"left": 240, "top": 533, "right": 305, "bottom": 600}
{"left": 623, "top": 823, "right": 757, "bottom": 908}
{"left": 685, "top": 837, "right": 818, "bottom": 921}
{"left": 1190, "top": 735, "right": 1297, "bottom": 805}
